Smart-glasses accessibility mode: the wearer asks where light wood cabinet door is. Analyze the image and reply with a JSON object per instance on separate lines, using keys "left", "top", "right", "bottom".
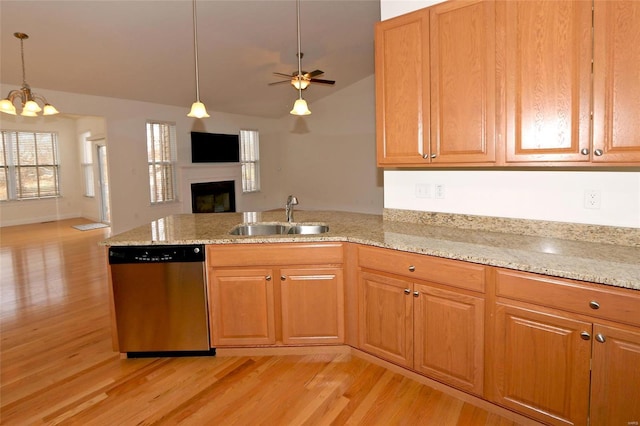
{"left": 280, "top": 267, "right": 345, "bottom": 345}
{"left": 592, "top": 0, "right": 640, "bottom": 163}
{"left": 430, "top": 0, "right": 496, "bottom": 164}
{"left": 359, "top": 271, "right": 413, "bottom": 367}
{"left": 208, "top": 268, "right": 276, "bottom": 346}
{"left": 375, "top": 9, "right": 430, "bottom": 165}
{"left": 590, "top": 323, "right": 640, "bottom": 425}
{"left": 414, "top": 284, "right": 484, "bottom": 396}
{"left": 491, "top": 302, "right": 591, "bottom": 426}
{"left": 503, "top": 0, "right": 592, "bottom": 163}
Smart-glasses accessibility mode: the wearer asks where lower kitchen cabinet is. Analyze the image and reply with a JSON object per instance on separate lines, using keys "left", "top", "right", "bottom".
{"left": 280, "top": 267, "right": 344, "bottom": 345}
{"left": 208, "top": 268, "right": 276, "bottom": 346}
{"left": 490, "top": 268, "right": 640, "bottom": 426}
{"left": 206, "top": 243, "right": 345, "bottom": 347}
{"left": 357, "top": 245, "right": 486, "bottom": 396}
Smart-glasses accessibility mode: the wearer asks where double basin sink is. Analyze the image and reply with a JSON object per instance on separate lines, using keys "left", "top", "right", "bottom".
{"left": 229, "top": 223, "right": 329, "bottom": 236}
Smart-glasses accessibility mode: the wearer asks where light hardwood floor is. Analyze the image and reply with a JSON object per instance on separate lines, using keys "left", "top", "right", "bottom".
{"left": 1, "top": 219, "right": 529, "bottom": 425}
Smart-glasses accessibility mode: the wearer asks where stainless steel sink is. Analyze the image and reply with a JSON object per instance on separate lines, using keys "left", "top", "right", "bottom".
{"left": 229, "top": 223, "right": 329, "bottom": 236}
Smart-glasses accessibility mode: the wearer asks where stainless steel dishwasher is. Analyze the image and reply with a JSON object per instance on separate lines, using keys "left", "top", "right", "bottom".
{"left": 108, "top": 244, "right": 214, "bottom": 356}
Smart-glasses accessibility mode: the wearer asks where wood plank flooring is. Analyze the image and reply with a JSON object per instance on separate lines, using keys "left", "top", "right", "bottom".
{"left": 0, "top": 219, "right": 530, "bottom": 425}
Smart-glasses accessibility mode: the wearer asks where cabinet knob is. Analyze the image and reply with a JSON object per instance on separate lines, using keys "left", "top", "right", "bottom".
{"left": 281, "top": 275, "right": 287, "bottom": 281}
{"left": 265, "top": 275, "right": 272, "bottom": 281}
{"left": 589, "top": 300, "right": 600, "bottom": 310}
{"left": 404, "top": 288, "right": 411, "bottom": 295}
{"left": 408, "top": 265, "right": 415, "bottom": 272}
{"left": 422, "top": 154, "right": 430, "bottom": 160}
{"left": 595, "top": 333, "right": 606, "bottom": 343}
{"left": 594, "top": 149, "right": 604, "bottom": 156}
{"left": 580, "top": 148, "right": 590, "bottom": 155}
{"left": 580, "top": 331, "right": 591, "bottom": 341}
{"left": 430, "top": 154, "right": 437, "bottom": 159}
{"left": 413, "top": 291, "right": 419, "bottom": 297}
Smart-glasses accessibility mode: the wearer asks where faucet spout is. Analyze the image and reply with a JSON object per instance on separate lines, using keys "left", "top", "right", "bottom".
{"left": 285, "top": 195, "right": 299, "bottom": 222}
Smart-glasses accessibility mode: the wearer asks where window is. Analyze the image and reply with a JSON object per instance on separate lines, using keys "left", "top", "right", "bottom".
{"left": 80, "top": 132, "right": 95, "bottom": 197}
{"left": 146, "top": 121, "right": 177, "bottom": 204}
{"left": 240, "top": 129, "right": 260, "bottom": 193}
{"left": 0, "top": 130, "right": 60, "bottom": 201}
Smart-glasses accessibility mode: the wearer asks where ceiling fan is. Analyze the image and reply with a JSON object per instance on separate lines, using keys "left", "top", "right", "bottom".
{"left": 270, "top": 53, "right": 336, "bottom": 90}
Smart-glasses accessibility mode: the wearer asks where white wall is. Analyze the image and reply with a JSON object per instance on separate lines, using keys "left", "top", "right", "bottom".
{"left": 380, "top": 0, "right": 640, "bottom": 229}
{"left": 277, "top": 75, "right": 383, "bottom": 214}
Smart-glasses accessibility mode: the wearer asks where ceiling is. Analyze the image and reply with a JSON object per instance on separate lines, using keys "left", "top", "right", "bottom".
{"left": 0, "top": 0, "right": 380, "bottom": 119}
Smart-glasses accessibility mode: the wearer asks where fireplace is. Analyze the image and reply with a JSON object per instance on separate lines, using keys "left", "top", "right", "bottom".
{"left": 191, "top": 181, "right": 236, "bottom": 213}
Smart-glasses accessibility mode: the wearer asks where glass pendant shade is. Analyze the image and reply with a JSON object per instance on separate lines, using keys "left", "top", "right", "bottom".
{"left": 0, "top": 99, "right": 17, "bottom": 115}
{"left": 292, "top": 77, "right": 310, "bottom": 90}
{"left": 290, "top": 98, "right": 311, "bottom": 116}
{"left": 43, "top": 104, "right": 59, "bottom": 115}
{"left": 187, "top": 101, "right": 210, "bottom": 118}
{"left": 23, "top": 100, "right": 42, "bottom": 113}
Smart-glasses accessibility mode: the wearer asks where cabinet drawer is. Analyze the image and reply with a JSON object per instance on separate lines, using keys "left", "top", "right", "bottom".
{"left": 358, "top": 245, "right": 485, "bottom": 292}
{"left": 207, "top": 243, "right": 343, "bottom": 267}
{"left": 496, "top": 269, "right": 640, "bottom": 327}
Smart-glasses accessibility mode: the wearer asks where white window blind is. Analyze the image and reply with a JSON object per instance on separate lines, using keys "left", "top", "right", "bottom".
{"left": 80, "top": 132, "right": 95, "bottom": 197}
{"left": 240, "top": 129, "right": 260, "bottom": 193}
{"left": 146, "top": 121, "right": 177, "bottom": 204}
{"left": 0, "top": 130, "right": 60, "bottom": 201}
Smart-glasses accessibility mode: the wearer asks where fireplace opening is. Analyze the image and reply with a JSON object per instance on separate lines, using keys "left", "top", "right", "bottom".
{"left": 191, "top": 181, "right": 236, "bottom": 213}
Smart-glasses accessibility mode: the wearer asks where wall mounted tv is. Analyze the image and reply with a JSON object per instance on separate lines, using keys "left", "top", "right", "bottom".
{"left": 191, "top": 132, "right": 240, "bottom": 163}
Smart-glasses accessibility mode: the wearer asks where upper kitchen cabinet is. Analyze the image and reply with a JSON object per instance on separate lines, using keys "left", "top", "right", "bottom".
{"left": 375, "top": 0, "right": 497, "bottom": 166}
{"left": 592, "top": 0, "right": 640, "bottom": 163}
{"left": 501, "top": 0, "right": 592, "bottom": 164}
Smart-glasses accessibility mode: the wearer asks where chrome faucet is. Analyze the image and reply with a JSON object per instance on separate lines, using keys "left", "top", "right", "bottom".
{"left": 285, "top": 195, "right": 298, "bottom": 222}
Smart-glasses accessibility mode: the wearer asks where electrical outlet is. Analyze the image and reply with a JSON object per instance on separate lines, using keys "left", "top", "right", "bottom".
{"left": 415, "top": 183, "right": 432, "bottom": 198}
{"left": 435, "top": 184, "right": 445, "bottom": 199}
{"left": 584, "top": 190, "right": 601, "bottom": 209}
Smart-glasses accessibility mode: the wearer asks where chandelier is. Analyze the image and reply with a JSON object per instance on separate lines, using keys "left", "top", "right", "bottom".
{"left": 0, "top": 33, "right": 59, "bottom": 117}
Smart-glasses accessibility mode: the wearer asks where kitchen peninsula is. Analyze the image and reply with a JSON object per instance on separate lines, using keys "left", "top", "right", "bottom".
{"left": 104, "top": 210, "right": 640, "bottom": 426}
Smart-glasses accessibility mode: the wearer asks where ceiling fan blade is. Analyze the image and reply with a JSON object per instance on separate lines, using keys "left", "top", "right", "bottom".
{"left": 310, "top": 78, "right": 335, "bottom": 85}
{"left": 273, "top": 72, "right": 295, "bottom": 78}
{"left": 306, "top": 70, "right": 324, "bottom": 78}
{"left": 268, "top": 80, "right": 291, "bottom": 86}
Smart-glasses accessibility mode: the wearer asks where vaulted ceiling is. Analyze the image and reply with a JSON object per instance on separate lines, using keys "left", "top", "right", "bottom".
{"left": 0, "top": 1, "right": 380, "bottom": 118}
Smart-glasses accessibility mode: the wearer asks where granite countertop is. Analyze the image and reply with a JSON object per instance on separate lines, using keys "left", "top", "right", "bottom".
{"left": 102, "top": 210, "right": 640, "bottom": 291}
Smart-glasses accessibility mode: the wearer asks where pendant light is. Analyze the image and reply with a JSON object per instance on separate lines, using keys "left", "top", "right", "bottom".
{"left": 187, "top": 0, "right": 210, "bottom": 118}
{"left": 0, "top": 33, "right": 59, "bottom": 117}
{"left": 290, "top": 0, "right": 311, "bottom": 116}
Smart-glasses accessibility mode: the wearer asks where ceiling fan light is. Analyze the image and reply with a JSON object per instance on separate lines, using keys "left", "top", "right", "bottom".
{"left": 292, "top": 78, "right": 310, "bottom": 90}
{"left": 188, "top": 101, "right": 210, "bottom": 118}
{"left": 290, "top": 98, "right": 311, "bottom": 116}
{"left": 43, "top": 104, "right": 60, "bottom": 115}
{"left": 0, "top": 99, "right": 17, "bottom": 115}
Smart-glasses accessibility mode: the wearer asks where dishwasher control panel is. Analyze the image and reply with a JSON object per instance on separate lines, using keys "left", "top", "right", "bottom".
{"left": 108, "top": 245, "right": 205, "bottom": 264}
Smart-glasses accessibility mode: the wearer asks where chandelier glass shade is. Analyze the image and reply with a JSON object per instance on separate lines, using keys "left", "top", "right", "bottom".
{"left": 0, "top": 33, "right": 59, "bottom": 117}
{"left": 187, "top": 0, "right": 210, "bottom": 118}
{"left": 290, "top": 0, "right": 311, "bottom": 116}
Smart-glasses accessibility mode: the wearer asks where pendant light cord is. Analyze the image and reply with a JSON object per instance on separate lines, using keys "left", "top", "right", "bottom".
{"left": 20, "top": 37, "right": 27, "bottom": 86}
{"left": 192, "top": 0, "right": 201, "bottom": 102}
{"left": 295, "top": 0, "right": 303, "bottom": 100}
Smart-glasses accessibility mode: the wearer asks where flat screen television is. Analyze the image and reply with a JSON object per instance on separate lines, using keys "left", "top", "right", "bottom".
{"left": 191, "top": 132, "right": 240, "bottom": 163}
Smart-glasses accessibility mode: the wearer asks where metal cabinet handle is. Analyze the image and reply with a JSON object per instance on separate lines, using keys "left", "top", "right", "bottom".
{"left": 594, "top": 149, "right": 604, "bottom": 156}
{"left": 595, "top": 333, "right": 606, "bottom": 343}
{"left": 589, "top": 301, "right": 600, "bottom": 310}
{"left": 430, "top": 154, "right": 437, "bottom": 159}
{"left": 413, "top": 291, "right": 419, "bottom": 297}
{"left": 281, "top": 275, "right": 287, "bottom": 281}
{"left": 580, "top": 331, "right": 591, "bottom": 341}
{"left": 265, "top": 275, "right": 272, "bottom": 281}
{"left": 404, "top": 288, "right": 411, "bottom": 295}
{"left": 580, "top": 148, "right": 590, "bottom": 155}
{"left": 422, "top": 154, "right": 429, "bottom": 159}
{"left": 408, "top": 265, "right": 415, "bottom": 272}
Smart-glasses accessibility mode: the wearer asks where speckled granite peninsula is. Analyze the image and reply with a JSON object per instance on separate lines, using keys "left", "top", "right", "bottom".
{"left": 103, "top": 209, "right": 640, "bottom": 291}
